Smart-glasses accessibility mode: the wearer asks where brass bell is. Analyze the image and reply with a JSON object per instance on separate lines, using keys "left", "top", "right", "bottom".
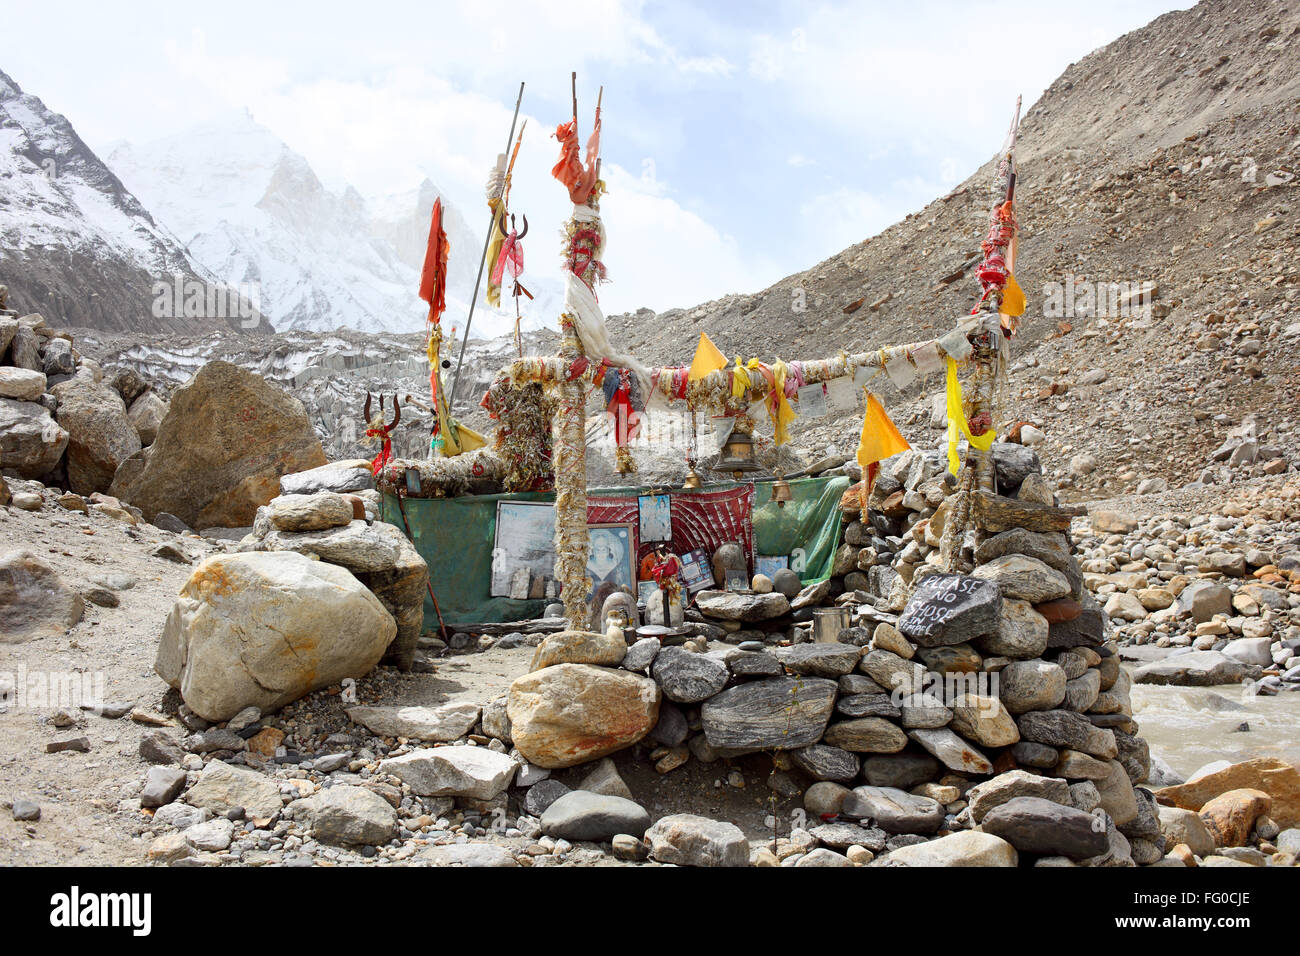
{"left": 682, "top": 465, "right": 703, "bottom": 489}
{"left": 713, "top": 428, "right": 762, "bottom": 480}
{"left": 771, "top": 469, "right": 793, "bottom": 508}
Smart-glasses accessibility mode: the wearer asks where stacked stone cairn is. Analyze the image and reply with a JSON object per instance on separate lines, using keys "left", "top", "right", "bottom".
{"left": 478, "top": 441, "right": 1161, "bottom": 865}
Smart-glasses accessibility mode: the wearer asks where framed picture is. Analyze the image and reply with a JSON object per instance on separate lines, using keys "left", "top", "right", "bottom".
{"left": 755, "top": 554, "right": 789, "bottom": 579}
{"left": 587, "top": 523, "right": 637, "bottom": 600}
{"left": 492, "top": 501, "right": 556, "bottom": 597}
{"left": 637, "top": 580, "right": 657, "bottom": 605}
{"left": 678, "top": 548, "right": 714, "bottom": 593}
{"left": 638, "top": 493, "right": 673, "bottom": 543}
{"left": 724, "top": 568, "right": 750, "bottom": 593}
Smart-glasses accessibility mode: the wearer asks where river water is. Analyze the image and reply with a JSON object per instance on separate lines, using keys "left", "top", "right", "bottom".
{"left": 1130, "top": 669, "right": 1300, "bottom": 779}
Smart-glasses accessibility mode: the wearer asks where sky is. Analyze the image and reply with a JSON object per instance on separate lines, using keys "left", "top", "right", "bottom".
{"left": 2, "top": 0, "right": 1193, "bottom": 320}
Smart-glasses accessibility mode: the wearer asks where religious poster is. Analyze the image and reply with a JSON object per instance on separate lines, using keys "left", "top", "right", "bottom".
{"left": 638, "top": 493, "right": 673, "bottom": 543}
{"left": 492, "top": 501, "right": 556, "bottom": 597}
{"left": 587, "top": 522, "right": 637, "bottom": 599}
{"left": 755, "top": 554, "right": 789, "bottom": 578}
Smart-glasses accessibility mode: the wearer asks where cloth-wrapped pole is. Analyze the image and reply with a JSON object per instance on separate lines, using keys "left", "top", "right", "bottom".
{"left": 553, "top": 314, "right": 591, "bottom": 630}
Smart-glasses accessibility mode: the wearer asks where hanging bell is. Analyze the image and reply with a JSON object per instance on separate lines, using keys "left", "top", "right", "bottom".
{"left": 771, "top": 469, "right": 793, "bottom": 508}
{"left": 713, "top": 429, "right": 761, "bottom": 480}
{"left": 682, "top": 464, "right": 702, "bottom": 489}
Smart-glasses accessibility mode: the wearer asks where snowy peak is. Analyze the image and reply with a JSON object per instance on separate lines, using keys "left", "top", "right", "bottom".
{"left": 0, "top": 68, "right": 269, "bottom": 334}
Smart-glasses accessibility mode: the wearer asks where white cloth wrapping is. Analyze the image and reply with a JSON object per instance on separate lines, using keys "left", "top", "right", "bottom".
{"left": 563, "top": 204, "right": 651, "bottom": 395}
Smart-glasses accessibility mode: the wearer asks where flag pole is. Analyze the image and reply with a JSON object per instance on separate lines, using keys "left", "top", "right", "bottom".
{"left": 449, "top": 81, "right": 525, "bottom": 414}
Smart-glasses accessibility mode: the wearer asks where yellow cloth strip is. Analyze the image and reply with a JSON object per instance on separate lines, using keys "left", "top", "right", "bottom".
{"left": 945, "top": 356, "right": 994, "bottom": 475}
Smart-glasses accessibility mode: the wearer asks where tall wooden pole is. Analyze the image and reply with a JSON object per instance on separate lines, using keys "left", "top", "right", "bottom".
{"left": 449, "top": 81, "right": 525, "bottom": 414}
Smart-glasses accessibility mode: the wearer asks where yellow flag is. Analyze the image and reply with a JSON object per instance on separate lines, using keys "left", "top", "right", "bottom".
{"left": 1000, "top": 273, "right": 1026, "bottom": 317}
{"left": 856, "top": 391, "right": 910, "bottom": 471}
{"left": 687, "top": 332, "right": 728, "bottom": 382}
{"left": 945, "top": 356, "right": 995, "bottom": 475}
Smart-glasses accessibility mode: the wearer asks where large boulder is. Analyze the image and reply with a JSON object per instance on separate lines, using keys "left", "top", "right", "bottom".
{"left": 0, "top": 398, "right": 68, "bottom": 478}
{"left": 240, "top": 517, "right": 427, "bottom": 670}
{"left": 507, "top": 664, "right": 660, "bottom": 769}
{"left": 155, "top": 551, "right": 396, "bottom": 721}
{"left": 0, "top": 550, "right": 84, "bottom": 643}
{"left": 51, "top": 378, "right": 142, "bottom": 494}
{"left": 1155, "top": 757, "right": 1300, "bottom": 829}
{"left": 109, "top": 361, "right": 327, "bottom": 529}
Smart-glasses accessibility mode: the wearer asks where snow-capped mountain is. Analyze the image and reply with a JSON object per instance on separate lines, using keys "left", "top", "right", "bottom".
{"left": 109, "top": 112, "right": 565, "bottom": 338}
{"left": 0, "top": 68, "right": 269, "bottom": 334}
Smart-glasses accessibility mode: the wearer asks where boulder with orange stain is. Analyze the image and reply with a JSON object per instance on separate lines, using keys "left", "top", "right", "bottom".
{"left": 507, "top": 664, "right": 661, "bottom": 769}
{"left": 155, "top": 551, "right": 395, "bottom": 722}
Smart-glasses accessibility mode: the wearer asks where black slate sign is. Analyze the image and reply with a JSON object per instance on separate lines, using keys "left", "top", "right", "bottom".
{"left": 897, "top": 573, "right": 1002, "bottom": 647}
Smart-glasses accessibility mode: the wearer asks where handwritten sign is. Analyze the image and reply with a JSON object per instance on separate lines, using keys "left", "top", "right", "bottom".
{"left": 897, "top": 573, "right": 1002, "bottom": 648}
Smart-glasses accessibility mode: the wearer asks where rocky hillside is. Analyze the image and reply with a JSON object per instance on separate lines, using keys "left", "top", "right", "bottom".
{"left": 0, "top": 69, "right": 271, "bottom": 335}
{"left": 599, "top": 0, "right": 1299, "bottom": 500}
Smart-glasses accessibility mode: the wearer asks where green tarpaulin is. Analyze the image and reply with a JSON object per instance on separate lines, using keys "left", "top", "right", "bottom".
{"left": 381, "top": 475, "right": 846, "bottom": 628}
{"left": 753, "top": 475, "right": 850, "bottom": 584}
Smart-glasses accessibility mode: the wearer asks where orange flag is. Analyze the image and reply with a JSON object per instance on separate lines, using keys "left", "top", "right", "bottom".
{"left": 688, "top": 332, "right": 728, "bottom": 381}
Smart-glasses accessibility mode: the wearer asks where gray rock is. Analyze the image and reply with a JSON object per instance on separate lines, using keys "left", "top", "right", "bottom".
{"left": 701, "top": 677, "right": 837, "bottom": 752}
{"left": 140, "top": 766, "right": 188, "bottom": 808}
{"left": 980, "top": 797, "right": 1110, "bottom": 858}
{"left": 293, "top": 785, "right": 398, "bottom": 846}
{"left": 861, "top": 753, "right": 940, "bottom": 790}
{"left": 649, "top": 703, "right": 689, "bottom": 747}
{"left": 347, "top": 702, "right": 480, "bottom": 741}
{"left": 808, "top": 821, "right": 887, "bottom": 851}
{"left": 540, "top": 791, "right": 651, "bottom": 841}
{"left": 823, "top": 718, "right": 909, "bottom": 753}
{"left": 381, "top": 745, "right": 517, "bottom": 799}
{"left": 1132, "top": 651, "right": 1252, "bottom": 686}
{"left": 0, "top": 398, "right": 68, "bottom": 478}
{"left": 791, "top": 744, "right": 860, "bottom": 782}
{"left": 772, "top": 643, "right": 862, "bottom": 677}
{"left": 694, "top": 589, "right": 790, "bottom": 622}
{"left": 279, "top": 459, "right": 375, "bottom": 496}
{"left": 972, "top": 554, "right": 1072, "bottom": 603}
{"left": 622, "top": 637, "right": 660, "bottom": 672}
{"left": 645, "top": 814, "right": 749, "bottom": 867}
{"left": 966, "top": 769, "right": 1072, "bottom": 822}
{"left": 524, "top": 779, "right": 572, "bottom": 816}
{"left": 842, "top": 786, "right": 945, "bottom": 834}
{"left": 652, "top": 647, "right": 730, "bottom": 703}
{"left": 11, "top": 798, "right": 41, "bottom": 822}
{"left": 139, "top": 730, "right": 185, "bottom": 765}
{"left": 908, "top": 727, "right": 994, "bottom": 774}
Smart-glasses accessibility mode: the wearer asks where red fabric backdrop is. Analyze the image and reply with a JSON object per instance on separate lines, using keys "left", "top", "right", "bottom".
{"left": 587, "top": 486, "right": 754, "bottom": 574}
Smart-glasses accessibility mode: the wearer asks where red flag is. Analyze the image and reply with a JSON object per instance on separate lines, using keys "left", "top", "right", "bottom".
{"left": 418, "top": 197, "right": 449, "bottom": 322}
